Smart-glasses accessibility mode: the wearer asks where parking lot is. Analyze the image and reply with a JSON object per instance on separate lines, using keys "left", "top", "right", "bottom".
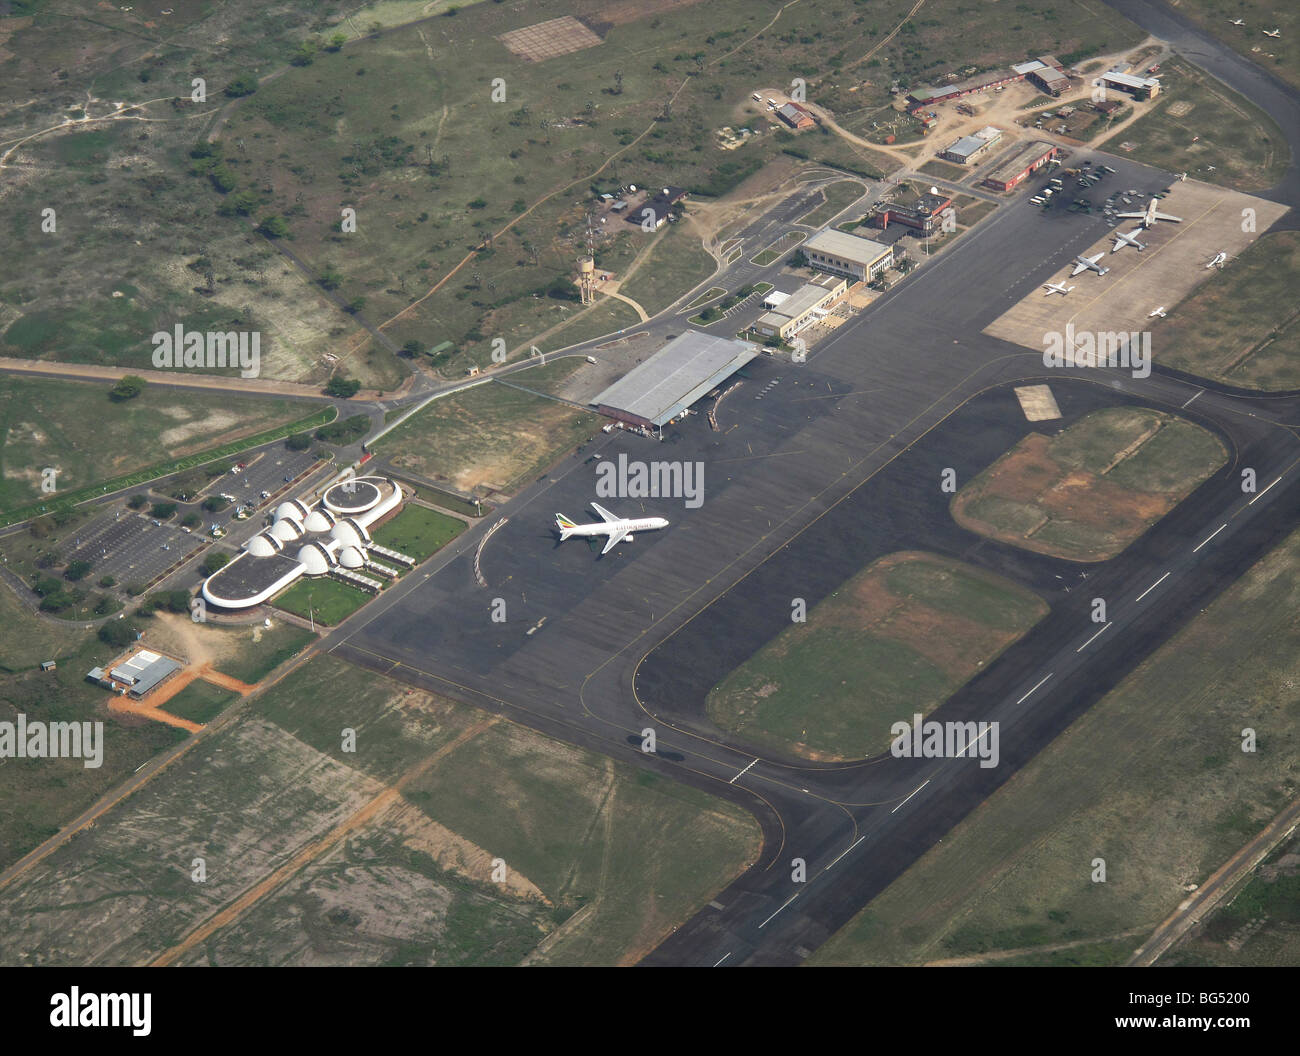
{"left": 65, "top": 509, "right": 207, "bottom": 589}
{"left": 202, "top": 449, "right": 326, "bottom": 526}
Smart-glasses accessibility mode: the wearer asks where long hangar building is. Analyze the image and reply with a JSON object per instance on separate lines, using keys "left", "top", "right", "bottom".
{"left": 594, "top": 330, "right": 759, "bottom": 429}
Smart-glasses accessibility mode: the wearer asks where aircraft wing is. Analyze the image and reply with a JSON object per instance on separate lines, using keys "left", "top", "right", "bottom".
{"left": 600, "top": 528, "right": 628, "bottom": 555}
{"left": 1114, "top": 211, "right": 1143, "bottom": 220}
{"left": 1070, "top": 259, "right": 1089, "bottom": 276}
{"left": 1152, "top": 210, "right": 1182, "bottom": 222}
{"left": 590, "top": 502, "right": 619, "bottom": 523}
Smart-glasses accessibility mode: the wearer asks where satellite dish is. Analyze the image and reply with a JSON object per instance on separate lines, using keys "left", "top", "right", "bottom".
{"left": 930, "top": 186, "right": 939, "bottom": 195}
{"left": 662, "top": 187, "right": 669, "bottom": 194}
{"left": 629, "top": 184, "right": 636, "bottom": 192}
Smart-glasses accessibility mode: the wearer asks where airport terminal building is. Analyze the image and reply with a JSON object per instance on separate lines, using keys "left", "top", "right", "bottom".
{"left": 804, "top": 229, "right": 895, "bottom": 281}
{"left": 200, "top": 475, "right": 410, "bottom": 611}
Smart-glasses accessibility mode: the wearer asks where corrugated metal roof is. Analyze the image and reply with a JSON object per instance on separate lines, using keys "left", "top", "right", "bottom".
{"left": 593, "top": 330, "right": 759, "bottom": 426}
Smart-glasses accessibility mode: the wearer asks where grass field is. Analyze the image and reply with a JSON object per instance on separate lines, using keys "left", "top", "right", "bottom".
{"left": 952, "top": 407, "right": 1227, "bottom": 562}
{"left": 1171, "top": 0, "right": 1299, "bottom": 92}
{"left": 370, "top": 503, "right": 465, "bottom": 562}
{"left": 0, "top": 594, "right": 188, "bottom": 872}
{"left": 160, "top": 681, "right": 238, "bottom": 725}
{"left": 796, "top": 180, "right": 867, "bottom": 228}
{"left": 193, "top": 621, "right": 315, "bottom": 686}
{"left": 375, "top": 379, "right": 599, "bottom": 497}
{"left": 1155, "top": 231, "right": 1300, "bottom": 390}
{"left": 0, "top": 377, "right": 309, "bottom": 516}
{"left": 1114, "top": 58, "right": 1287, "bottom": 191}
{"left": 1166, "top": 830, "right": 1300, "bottom": 968}
{"left": 814, "top": 526, "right": 1300, "bottom": 966}
{"left": 707, "top": 552, "right": 1047, "bottom": 760}
{"left": 272, "top": 577, "right": 371, "bottom": 626}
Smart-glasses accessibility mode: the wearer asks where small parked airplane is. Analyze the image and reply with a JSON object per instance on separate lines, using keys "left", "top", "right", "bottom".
{"left": 1263, "top": 28, "right": 1281, "bottom": 39}
{"left": 1148, "top": 306, "right": 1167, "bottom": 318}
{"left": 555, "top": 502, "right": 669, "bottom": 555}
{"left": 1071, "top": 252, "right": 1110, "bottom": 276}
{"left": 1042, "top": 281, "right": 1075, "bottom": 296}
{"left": 1111, "top": 228, "right": 1147, "bottom": 252}
{"left": 1177, "top": 172, "right": 1188, "bottom": 181}
{"left": 1117, "top": 199, "right": 1182, "bottom": 228}
{"left": 1206, "top": 251, "right": 1227, "bottom": 269}
{"left": 1226, "top": 18, "right": 1245, "bottom": 27}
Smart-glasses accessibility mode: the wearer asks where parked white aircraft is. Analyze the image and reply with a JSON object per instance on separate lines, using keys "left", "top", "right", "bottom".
{"left": 1263, "top": 28, "right": 1281, "bottom": 39}
{"left": 1177, "top": 172, "right": 1188, "bottom": 181}
{"left": 1227, "top": 19, "right": 1245, "bottom": 27}
{"left": 1111, "top": 228, "right": 1147, "bottom": 252}
{"left": 555, "top": 502, "right": 669, "bottom": 555}
{"left": 1071, "top": 252, "right": 1110, "bottom": 276}
{"left": 1042, "top": 281, "right": 1075, "bottom": 296}
{"left": 1206, "top": 251, "right": 1227, "bottom": 269}
{"left": 1117, "top": 199, "right": 1182, "bottom": 227}
{"left": 1149, "top": 306, "right": 1167, "bottom": 318}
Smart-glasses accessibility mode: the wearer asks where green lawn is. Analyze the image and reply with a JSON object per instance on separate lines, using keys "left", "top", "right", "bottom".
{"left": 160, "top": 681, "right": 238, "bottom": 725}
{"left": 797, "top": 180, "right": 868, "bottom": 228}
{"left": 371, "top": 504, "right": 465, "bottom": 562}
{"left": 272, "top": 577, "right": 371, "bottom": 626}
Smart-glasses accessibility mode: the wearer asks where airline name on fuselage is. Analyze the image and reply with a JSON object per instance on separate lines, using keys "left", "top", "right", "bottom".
{"left": 595, "top": 453, "right": 704, "bottom": 509}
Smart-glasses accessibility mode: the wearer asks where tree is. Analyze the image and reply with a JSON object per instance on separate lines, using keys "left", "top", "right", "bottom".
{"left": 64, "top": 560, "right": 92, "bottom": 582}
{"left": 256, "top": 214, "right": 289, "bottom": 238}
{"left": 149, "top": 502, "right": 177, "bottom": 519}
{"left": 325, "top": 32, "right": 347, "bottom": 52}
{"left": 400, "top": 340, "right": 422, "bottom": 358}
{"left": 99, "top": 619, "right": 140, "bottom": 648}
{"left": 99, "top": 575, "right": 117, "bottom": 588}
{"left": 318, "top": 268, "right": 344, "bottom": 291}
{"left": 203, "top": 552, "right": 231, "bottom": 574}
{"left": 201, "top": 495, "right": 229, "bottom": 512}
{"left": 325, "top": 376, "right": 362, "bottom": 399}
{"left": 342, "top": 296, "right": 366, "bottom": 314}
{"left": 110, "top": 375, "right": 147, "bottom": 401}
{"left": 128, "top": 494, "right": 149, "bottom": 509}
{"left": 285, "top": 432, "right": 312, "bottom": 451}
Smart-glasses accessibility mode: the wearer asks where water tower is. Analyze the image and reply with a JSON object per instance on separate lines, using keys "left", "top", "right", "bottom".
{"left": 578, "top": 255, "right": 596, "bottom": 304}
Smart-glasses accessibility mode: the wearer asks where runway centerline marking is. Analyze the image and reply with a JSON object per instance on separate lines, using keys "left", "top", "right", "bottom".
{"left": 891, "top": 779, "right": 931, "bottom": 814}
{"left": 729, "top": 757, "right": 759, "bottom": 784}
{"left": 826, "top": 835, "right": 866, "bottom": 870}
{"left": 1180, "top": 389, "right": 1203, "bottom": 409}
{"left": 1248, "top": 475, "right": 1282, "bottom": 505}
{"left": 758, "top": 893, "right": 800, "bottom": 929}
{"left": 1193, "top": 523, "right": 1227, "bottom": 553}
{"left": 713, "top": 952, "right": 732, "bottom": 966}
{"left": 1016, "top": 672, "right": 1053, "bottom": 705}
{"left": 1135, "top": 571, "right": 1171, "bottom": 602}
{"left": 1076, "top": 621, "right": 1112, "bottom": 653}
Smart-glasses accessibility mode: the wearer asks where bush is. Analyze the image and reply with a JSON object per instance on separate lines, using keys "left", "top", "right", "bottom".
{"left": 110, "top": 375, "right": 147, "bottom": 401}
{"left": 99, "top": 575, "right": 117, "bottom": 588}
{"left": 149, "top": 502, "right": 177, "bottom": 520}
{"left": 203, "top": 552, "right": 231, "bottom": 574}
{"left": 201, "top": 496, "right": 229, "bottom": 513}
{"left": 224, "top": 77, "right": 258, "bottom": 98}
{"left": 315, "top": 414, "right": 369, "bottom": 445}
{"left": 125, "top": 582, "right": 147, "bottom": 597}
{"left": 128, "top": 494, "right": 149, "bottom": 509}
{"left": 325, "top": 376, "right": 362, "bottom": 399}
{"left": 257, "top": 215, "right": 289, "bottom": 238}
{"left": 286, "top": 432, "right": 312, "bottom": 451}
{"left": 39, "top": 591, "right": 76, "bottom": 612}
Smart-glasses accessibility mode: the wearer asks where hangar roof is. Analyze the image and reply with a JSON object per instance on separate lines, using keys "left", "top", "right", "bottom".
{"left": 593, "top": 330, "right": 759, "bottom": 426}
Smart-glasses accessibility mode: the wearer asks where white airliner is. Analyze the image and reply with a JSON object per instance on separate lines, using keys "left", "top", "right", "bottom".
{"left": 1148, "top": 306, "right": 1167, "bottom": 318}
{"left": 1206, "top": 251, "right": 1227, "bottom": 269}
{"left": 1263, "top": 28, "right": 1281, "bottom": 39}
{"left": 1227, "top": 18, "right": 1245, "bottom": 27}
{"left": 1177, "top": 171, "right": 1188, "bottom": 181}
{"left": 555, "top": 502, "right": 669, "bottom": 555}
{"left": 1071, "top": 252, "right": 1109, "bottom": 276}
{"left": 1111, "top": 228, "right": 1147, "bottom": 252}
{"left": 1117, "top": 199, "right": 1182, "bottom": 227}
{"left": 1042, "top": 281, "right": 1075, "bottom": 296}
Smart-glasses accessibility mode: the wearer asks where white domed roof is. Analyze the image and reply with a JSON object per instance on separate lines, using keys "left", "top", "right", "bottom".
{"left": 303, "top": 508, "right": 334, "bottom": 533}
{"left": 245, "top": 533, "right": 280, "bottom": 557}
{"left": 338, "top": 545, "right": 366, "bottom": 569}
{"left": 274, "top": 499, "right": 310, "bottom": 524}
{"left": 270, "top": 518, "right": 302, "bottom": 542}
{"left": 296, "top": 542, "right": 334, "bottom": 576}
{"left": 330, "top": 521, "right": 362, "bottom": 548}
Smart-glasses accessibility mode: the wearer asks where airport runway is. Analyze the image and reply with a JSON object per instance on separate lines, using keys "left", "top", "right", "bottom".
{"left": 319, "top": 24, "right": 1298, "bottom": 965}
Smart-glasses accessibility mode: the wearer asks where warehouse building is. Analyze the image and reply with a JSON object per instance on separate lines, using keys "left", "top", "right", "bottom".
{"left": 804, "top": 228, "right": 895, "bottom": 280}
{"left": 1098, "top": 70, "right": 1160, "bottom": 100}
{"left": 87, "top": 650, "right": 182, "bottom": 700}
{"left": 981, "top": 140, "right": 1057, "bottom": 192}
{"left": 752, "top": 275, "right": 847, "bottom": 341}
{"left": 593, "top": 330, "right": 759, "bottom": 428}
{"left": 909, "top": 57, "right": 1066, "bottom": 113}
{"left": 939, "top": 125, "right": 1002, "bottom": 164}
{"left": 776, "top": 101, "right": 815, "bottom": 130}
